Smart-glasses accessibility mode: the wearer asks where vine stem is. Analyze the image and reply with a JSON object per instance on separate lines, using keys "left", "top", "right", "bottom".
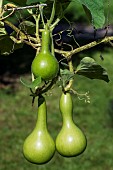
{"left": 55, "top": 36, "right": 113, "bottom": 58}
{"left": 64, "top": 57, "right": 74, "bottom": 92}
{"left": 50, "top": 18, "right": 61, "bottom": 30}
{"left": 0, "top": 9, "right": 15, "bottom": 21}
{"left": 3, "top": 20, "right": 39, "bottom": 46}
{"left": 47, "top": 0, "right": 56, "bottom": 26}
{"left": 35, "top": 14, "right": 41, "bottom": 43}
{"left": 4, "top": 20, "right": 26, "bottom": 38}
{"left": 39, "top": 6, "right": 45, "bottom": 29}
{"left": 0, "top": 0, "right": 3, "bottom": 14}
{"left": 50, "top": 1, "right": 64, "bottom": 31}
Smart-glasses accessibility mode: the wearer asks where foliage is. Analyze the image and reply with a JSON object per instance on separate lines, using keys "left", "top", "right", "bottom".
{"left": 0, "top": 0, "right": 113, "bottom": 166}
{"left": 76, "top": 57, "right": 109, "bottom": 82}
{"left": 0, "top": 0, "right": 106, "bottom": 55}
{"left": 20, "top": 76, "right": 42, "bottom": 88}
{"left": 0, "top": 0, "right": 108, "bottom": 92}
{"left": 77, "top": 0, "right": 105, "bottom": 28}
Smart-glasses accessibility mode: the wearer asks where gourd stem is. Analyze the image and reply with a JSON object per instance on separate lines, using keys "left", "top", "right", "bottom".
{"left": 35, "top": 96, "right": 47, "bottom": 130}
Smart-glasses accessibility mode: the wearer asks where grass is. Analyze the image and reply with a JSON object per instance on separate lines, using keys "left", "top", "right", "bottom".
{"left": 0, "top": 48, "right": 113, "bottom": 170}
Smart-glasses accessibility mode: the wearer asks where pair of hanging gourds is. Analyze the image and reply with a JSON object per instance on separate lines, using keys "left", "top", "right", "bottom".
{"left": 22, "top": 29, "right": 87, "bottom": 164}
{"left": 23, "top": 92, "right": 87, "bottom": 164}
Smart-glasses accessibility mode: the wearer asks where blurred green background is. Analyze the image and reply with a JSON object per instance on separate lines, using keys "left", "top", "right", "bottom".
{"left": 1, "top": 1, "right": 113, "bottom": 170}
{"left": 0, "top": 47, "right": 113, "bottom": 170}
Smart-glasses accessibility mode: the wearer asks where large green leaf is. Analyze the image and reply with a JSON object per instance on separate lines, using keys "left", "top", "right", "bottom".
{"left": 77, "top": 0, "right": 105, "bottom": 28}
{"left": 76, "top": 57, "right": 109, "bottom": 82}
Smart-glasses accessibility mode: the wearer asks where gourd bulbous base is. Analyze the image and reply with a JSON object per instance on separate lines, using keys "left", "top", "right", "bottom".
{"left": 56, "top": 122, "right": 87, "bottom": 157}
{"left": 31, "top": 52, "right": 59, "bottom": 81}
{"left": 23, "top": 129, "right": 55, "bottom": 164}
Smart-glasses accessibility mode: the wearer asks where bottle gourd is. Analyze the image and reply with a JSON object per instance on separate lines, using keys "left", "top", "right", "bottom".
{"left": 56, "top": 92, "right": 87, "bottom": 157}
{"left": 31, "top": 30, "right": 59, "bottom": 81}
{"left": 23, "top": 96, "right": 55, "bottom": 164}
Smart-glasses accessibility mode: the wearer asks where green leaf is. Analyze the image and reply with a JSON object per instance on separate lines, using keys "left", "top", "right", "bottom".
{"left": 76, "top": 57, "right": 109, "bottom": 83}
{"left": 82, "top": 4, "right": 92, "bottom": 23}
{"left": 77, "top": 0, "right": 105, "bottom": 28}
{"left": 0, "top": 36, "right": 23, "bottom": 55}
{"left": 60, "top": 69, "right": 74, "bottom": 87}
{"left": 20, "top": 76, "right": 42, "bottom": 88}
{"left": 19, "top": 21, "right": 35, "bottom": 35}
{"left": 26, "top": 0, "right": 47, "bottom": 5}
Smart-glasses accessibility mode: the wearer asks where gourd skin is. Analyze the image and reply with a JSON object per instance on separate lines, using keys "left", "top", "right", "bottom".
{"left": 31, "top": 30, "right": 59, "bottom": 81}
{"left": 31, "top": 51, "right": 59, "bottom": 80}
{"left": 23, "top": 96, "right": 55, "bottom": 164}
{"left": 56, "top": 92, "right": 87, "bottom": 157}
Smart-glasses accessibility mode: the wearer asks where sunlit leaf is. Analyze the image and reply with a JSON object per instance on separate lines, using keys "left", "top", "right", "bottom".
{"left": 76, "top": 57, "right": 109, "bottom": 82}
{"left": 77, "top": 0, "right": 105, "bottom": 28}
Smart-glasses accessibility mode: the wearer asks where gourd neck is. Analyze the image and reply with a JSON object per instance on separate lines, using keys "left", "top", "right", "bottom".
{"left": 35, "top": 96, "right": 47, "bottom": 130}
{"left": 61, "top": 109, "right": 73, "bottom": 126}
{"left": 41, "top": 30, "right": 51, "bottom": 53}
{"left": 60, "top": 92, "right": 74, "bottom": 126}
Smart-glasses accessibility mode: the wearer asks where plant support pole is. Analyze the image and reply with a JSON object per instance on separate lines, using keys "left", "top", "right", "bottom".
{"left": 3, "top": 4, "right": 47, "bottom": 11}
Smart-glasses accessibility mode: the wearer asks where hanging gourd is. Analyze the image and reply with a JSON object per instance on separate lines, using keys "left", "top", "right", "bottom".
{"left": 31, "top": 29, "right": 59, "bottom": 81}
{"left": 56, "top": 92, "right": 87, "bottom": 157}
{"left": 23, "top": 96, "right": 55, "bottom": 164}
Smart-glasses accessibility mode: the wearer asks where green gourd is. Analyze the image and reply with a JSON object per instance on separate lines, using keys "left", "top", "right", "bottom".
{"left": 56, "top": 92, "right": 87, "bottom": 157}
{"left": 23, "top": 96, "right": 55, "bottom": 164}
{"left": 31, "top": 29, "right": 59, "bottom": 81}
